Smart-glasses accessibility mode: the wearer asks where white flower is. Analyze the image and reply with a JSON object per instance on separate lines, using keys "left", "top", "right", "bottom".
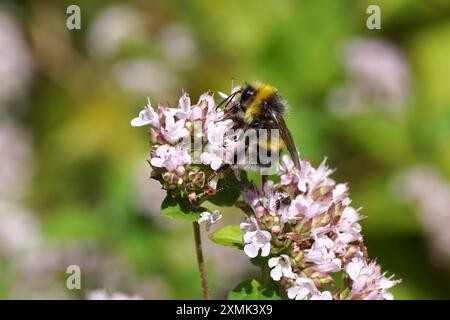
{"left": 307, "top": 159, "right": 335, "bottom": 193}
{"left": 201, "top": 120, "right": 234, "bottom": 170}
{"left": 0, "top": 10, "right": 34, "bottom": 104}
{"left": 170, "top": 91, "right": 203, "bottom": 121}
{"left": 240, "top": 217, "right": 271, "bottom": 258}
{"left": 310, "top": 291, "right": 333, "bottom": 300}
{"left": 280, "top": 204, "right": 297, "bottom": 224}
{"left": 295, "top": 161, "right": 313, "bottom": 193}
{"left": 333, "top": 183, "right": 351, "bottom": 206}
{"left": 243, "top": 185, "right": 260, "bottom": 208}
{"left": 198, "top": 210, "right": 222, "bottom": 231}
{"left": 268, "top": 254, "right": 295, "bottom": 281}
{"left": 174, "top": 90, "right": 191, "bottom": 119}
{"left": 86, "top": 6, "right": 142, "bottom": 58}
{"left": 287, "top": 277, "right": 325, "bottom": 300}
{"left": 87, "top": 289, "right": 142, "bottom": 300}
{"left": 199, "top": 91, "right": 216, "bottom": 111}
{"left": 345, "top": 254, "right": 400, "bottom": 300}
{"left": 333, "top": 207, "right": 362, "bottom": 255}
{"left": 161, "top": 112, "right": 189, "bottom": 144}
{"left": 201, "top": 147, "right": 224, "bottom": 171}
{"left": 277, "top": 155, "right": 298, "bottom": 186}
{"left": 0, "top": 201, "right": 41, "bottom": 256}
{"left": 290, "top": 194, "right": 323, "bottom": 220}
{"left": 150, "top": 145, "right": 190, "bottom": 171}
{"left": 131, "top": 98, "right": 160, "bottom": 127}
{"left": 336, "top": 207, "right": 362, "bottom": 236}
{"left": 292, "top": 158, "right": 334, "bottom": 194}
{"left": 0, "top": 119, "right": 31, "bottom": 199}
{"left": 204, "top": 91, "right": 227, "bottom": 127}
{"left": 305, "top": 235, "right": 342, "bottom": 273}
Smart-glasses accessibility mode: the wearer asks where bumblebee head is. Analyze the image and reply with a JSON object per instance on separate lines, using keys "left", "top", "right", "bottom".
{"left": 239, "top": 83, "right": 257, "bottom": 107}
{"left": 239, "top": 81, "right": 277, "bottom": 108}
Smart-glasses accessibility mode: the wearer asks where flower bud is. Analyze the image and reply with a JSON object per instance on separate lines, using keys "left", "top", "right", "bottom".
{"left": 188, "top": 168, "right": 199, "bottom": 181}
{"left": 193, "top": 171, "right": 206, "bottom": 188}
{"left": 255, "top": 205, "right": 265, "bottom": 218}
{"left": 271, "top": 225, "right": 281, "bottom": 236}
{"left": 291, "top": 244, "right": 301, "bottom": 256}
{"left": 206, "top": 175, "right": 219, "bottom": 195}
{"left": 188, "top": 191, "right": 197, "bottom": 206}
{"left": 176, "top": 165, "right": 186, "bottom": 177}
{"left": 162, "top": 172, "right": 178, "bottom": 185}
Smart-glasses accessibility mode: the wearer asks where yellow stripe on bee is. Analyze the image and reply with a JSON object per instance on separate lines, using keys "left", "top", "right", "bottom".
{"left": 259, "top": 134, "right": 285, "bottom": 152}
{"left": 244, "top": 82, "right": 277, "bottom": 123}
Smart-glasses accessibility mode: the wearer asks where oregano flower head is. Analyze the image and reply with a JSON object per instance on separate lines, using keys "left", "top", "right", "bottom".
{"left": 236, "top": 154, "right": 400, "bottom": 300}
{"left": 131, "top": 90, "right": 245, "bottom": 222}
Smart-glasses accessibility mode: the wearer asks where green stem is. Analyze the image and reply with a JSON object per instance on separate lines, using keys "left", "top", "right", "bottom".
{"left": 192, "top": 221, "right": 210, "bottom": 299}
{"left": 261, "top": 259, "right": 270, "bottom": 285}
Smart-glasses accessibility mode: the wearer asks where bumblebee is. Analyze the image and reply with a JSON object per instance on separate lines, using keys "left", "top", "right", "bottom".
{"left": 220, "top": 81, "right": 301, "bottom": 170}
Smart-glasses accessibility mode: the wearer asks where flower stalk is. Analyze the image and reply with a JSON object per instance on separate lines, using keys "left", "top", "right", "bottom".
{"left": 192, "top": 221, "right": 210, "bottom": 299}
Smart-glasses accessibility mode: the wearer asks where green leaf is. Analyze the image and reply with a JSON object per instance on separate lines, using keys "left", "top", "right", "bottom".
{"left": 250, "top": 256, "right": 266, "bottom": 267}
{"left": 207, "top": 171, "right": 248, "bottom": 207}
{"left": 207, "top": 185, "right": 241, "bottom": 206}
{"left": 228, "top": 279, "right": 282, "bottom": 300}
{"left": 160, "top": 196, "right": 204, "bottom": 222}
{"left": 208, "top": 224, "right": 244, "bottom": 249}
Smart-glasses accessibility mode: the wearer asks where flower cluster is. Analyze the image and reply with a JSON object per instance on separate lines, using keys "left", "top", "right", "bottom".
{"left": 328, "top": 37, "right": 410, "bottom": 116}
{"left": 397, "top": 166, "right": 450, "bottom": 264}
{"left": 239, "top": 155, "right": 400, "bottom": 300}
{"left": 131, "top": 90, "right": 243, "bottom": 228}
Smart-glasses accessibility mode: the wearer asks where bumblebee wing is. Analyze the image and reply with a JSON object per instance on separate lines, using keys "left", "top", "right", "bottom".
{"left": 270, "top": 110, "right": 301, "bottom": 170}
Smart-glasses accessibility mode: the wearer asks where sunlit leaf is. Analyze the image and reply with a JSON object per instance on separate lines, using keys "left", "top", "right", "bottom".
{"left": 228, "top": 278, "right": 281, "bottom": 300}
{"left": 208, "top": 224, "right": 244, "bottom": 249}
{"left": 160, "top": 196, "right": 204, "bottom": 222}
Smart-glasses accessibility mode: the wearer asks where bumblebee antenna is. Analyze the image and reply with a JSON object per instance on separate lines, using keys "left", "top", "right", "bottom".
{"left": 215, "top": 90, "right": 241, "bottom": 110}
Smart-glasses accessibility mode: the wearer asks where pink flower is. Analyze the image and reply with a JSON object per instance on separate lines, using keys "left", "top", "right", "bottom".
{"left": 161, "top": 112, "right": 189, "bottom": 144}
{"left": 307, "top": 159, "right": 335, "bottom": 193}
{"left": 277, "top": 155, "right": 299, "bottom": 186}
{"left": 305, "top": 235, "right": 342, "bottom": 273}
{"left": 292, "top": 194, "right": 322, "bottom": 220}
{"left": 287, "top": 277, "right": 330, "bottom": 300}
{"left": 268, "top": 254, "right": 295, "bottom": 281}
{"left": 131, "top": 98, "right": 160, "bottom": 127}
{"left": 333, "top": 183, "right": 351, "bottom": 206}
{"left": 310, "top": 291, "right": 333, "bottom": 300}
{"left": 198, "top": 210, "right": 222, "bottom": 231}
{"left": 150, "top": 145, "right": 190, "bottom": 172}
{"left": 201, "top": 120, "right": 235, "bottom": 170}
{"left": 170, "top": 91, "right": 203, "bottom": 121}
{"left": 336, "top": 207, "right": 362, "bottom": 237}
{"left": 240, "top": 217, "right": 271, "bottom": 258}
{"left": 345, "top": 254, "right": 400, "bottom": 300}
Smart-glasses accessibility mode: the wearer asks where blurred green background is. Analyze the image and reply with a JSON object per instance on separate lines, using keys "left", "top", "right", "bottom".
{"left": 1, "top": 0, "right": 450, "bottom": 299}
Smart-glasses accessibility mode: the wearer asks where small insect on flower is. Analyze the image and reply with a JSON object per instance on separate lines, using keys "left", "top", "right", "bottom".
{"left": 218, "top": 81, "right": 301, "bottom": 171}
